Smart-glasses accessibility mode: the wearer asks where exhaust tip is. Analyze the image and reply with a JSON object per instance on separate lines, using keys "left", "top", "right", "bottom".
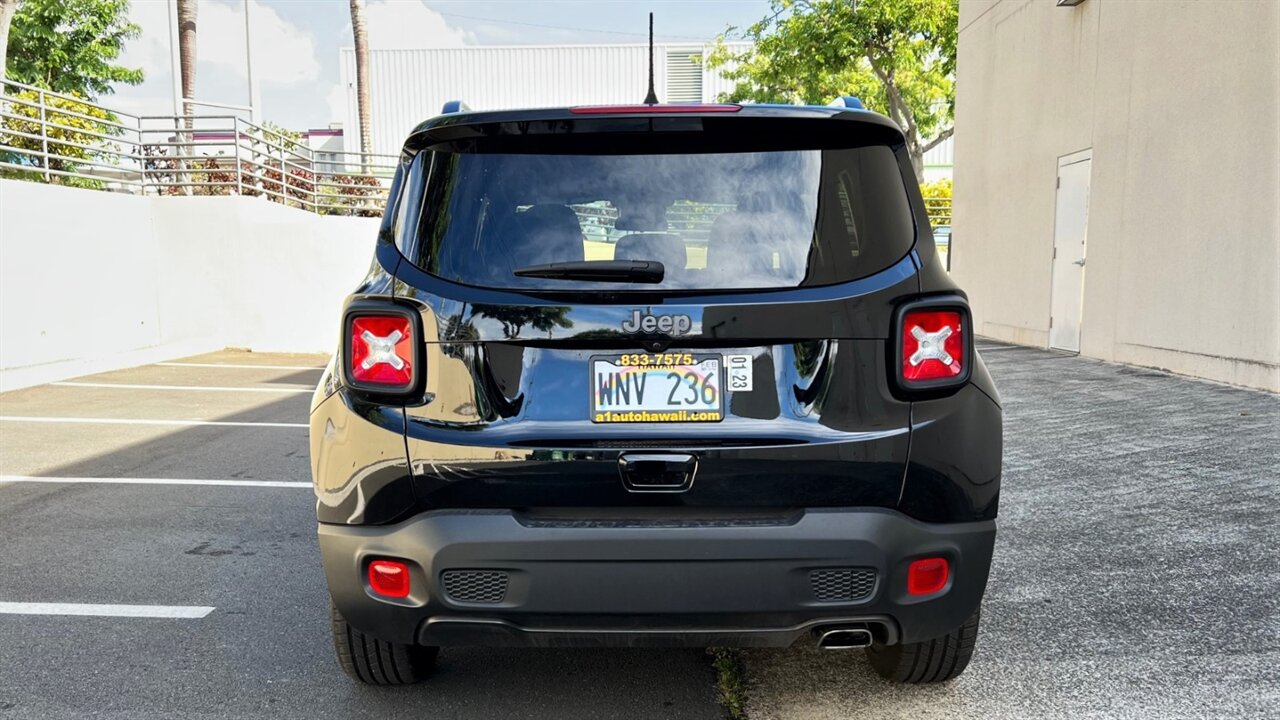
{"left": 816, "top": 627, "right": 874, "bottom": 650}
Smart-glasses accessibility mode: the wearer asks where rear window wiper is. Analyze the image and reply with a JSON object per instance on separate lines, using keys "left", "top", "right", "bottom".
{"left": 513, "top": 260, "right": 665, "bottom": 283}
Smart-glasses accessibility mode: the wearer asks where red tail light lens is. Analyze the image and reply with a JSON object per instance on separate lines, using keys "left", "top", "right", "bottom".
{"left": 349, "top": 315, "right": 414, "bottom": 388}
{"left": 901, "top": 309, "right": 965, "bottom": 383}
{"left": 368, "top": 559, "right": 411, "bottom": 598}
{"left": 907, "top": 557, "right": 950, "bottom": 596}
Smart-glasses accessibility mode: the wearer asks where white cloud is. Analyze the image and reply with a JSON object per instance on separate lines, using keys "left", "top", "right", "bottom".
{"left": 324, "top": 1, "right": 472, "bottom": 125}
{"left": 360, "top": 1, "right": 474, "bottom": 49}
{"left": 116, "top": 0, "right": 473, "bottom": 127}
{"left": 203, "top": 0, "right": 320, "bottom": 85}
{"left": 117, "top": 0, "right": 173, "bottom": 83}
{"left": 120, "top": 0, "right": 319, "bottom": 88}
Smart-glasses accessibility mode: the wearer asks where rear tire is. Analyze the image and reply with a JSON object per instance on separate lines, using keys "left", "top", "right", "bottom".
{"left": 330, "top": 601, "right": 439, "bottom": 685}
{"left": 866, "top": 609, "right": 980, "bottom": 683}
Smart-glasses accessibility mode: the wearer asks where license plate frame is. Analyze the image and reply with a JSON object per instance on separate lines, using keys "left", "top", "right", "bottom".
{"left": 590, "top": 353, "right": 725, "bottom": 423}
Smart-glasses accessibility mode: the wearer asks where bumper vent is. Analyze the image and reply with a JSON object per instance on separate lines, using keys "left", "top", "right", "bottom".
{"left": 810, "top": 568, "right": 877, "bottom": 603}
{"left": 442, "top": 570, "right": 509, "bottom": 604}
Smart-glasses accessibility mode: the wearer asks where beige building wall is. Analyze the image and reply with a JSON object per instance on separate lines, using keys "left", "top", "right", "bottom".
{"left": 953, "top": 0, "right": 1279, "bottom": 391}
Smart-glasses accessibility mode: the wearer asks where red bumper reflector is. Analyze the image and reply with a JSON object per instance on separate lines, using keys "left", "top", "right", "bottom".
{"left": 907, "top": 557, "right": 950, "bottom": 596}
{"left": 368, "top": 559, "right": 411, "bottom": 598}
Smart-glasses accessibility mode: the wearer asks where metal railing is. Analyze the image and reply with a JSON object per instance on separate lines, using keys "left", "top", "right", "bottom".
{"left": 923, "top": 197, "right": 952, "bottom": 228}
{"left": 924, "top": 198, "right": 954, "bottom": 271}
{"left": 0, "top": 78, "right": 397, "bottom": 216}
{"left": 1, "top": 77, "right": 959, "bottom": 232}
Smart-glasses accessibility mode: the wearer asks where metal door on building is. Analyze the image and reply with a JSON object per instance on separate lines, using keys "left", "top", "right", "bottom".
{"left": 1050, "top": 150, "right": 1091, "bottom": 352}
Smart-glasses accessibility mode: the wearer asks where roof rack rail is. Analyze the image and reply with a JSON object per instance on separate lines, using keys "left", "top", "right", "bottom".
{"left": 441, "top": 100, "right": 471, "bottom": 114}
{"left": 828, "top": 96, "right": 865, "bottom": 110}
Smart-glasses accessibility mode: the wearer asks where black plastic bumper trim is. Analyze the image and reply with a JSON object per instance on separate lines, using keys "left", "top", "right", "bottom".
{"left": 417, "top": 615, "right": 900, "bottom": 648}
{"left": 319, "top": 507, "right": 995, "bottom": 647}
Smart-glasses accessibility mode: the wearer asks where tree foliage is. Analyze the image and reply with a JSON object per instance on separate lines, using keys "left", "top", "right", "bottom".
{"left": 708, "top": 0, "right": 957, "bottom": 178}
{"left": 919, "top": 177, "right": 952, "bottom": 227}
{"left": 5, "top": 0, "right": 143, "bottom": 98}
{"left": 0, "top": 88, "right": 119, "bottom": 187}
{"left": 0, "top": 0, "right": 21, "bottom": 78}
{"left": 317, "top": 173, "right": 383, "bottom": 217}
{"left": 253, "top": 120, "right": 303, "bottom": 153}
{"left": 2, "top": 1, "right": 142, "bottom": 187}
{"left": 472, "top": 305, "right": 575, "bottom": 339}
{"left": 140, "top": 147, "right": 385, "bottom": 217}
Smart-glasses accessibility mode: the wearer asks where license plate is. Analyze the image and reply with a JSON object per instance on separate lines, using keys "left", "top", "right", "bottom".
{"left": 591, "top": 353, "right": 724, "bottom": 423}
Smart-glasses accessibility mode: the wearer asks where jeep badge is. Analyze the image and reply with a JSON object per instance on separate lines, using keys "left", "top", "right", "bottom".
{"left": 621, "top": 310, "right": 693, "bottom": 335}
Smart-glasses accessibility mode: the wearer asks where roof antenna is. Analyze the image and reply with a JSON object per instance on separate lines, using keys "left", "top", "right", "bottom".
{"left": 643, "top": 12, "right": 659, "bottom": 105}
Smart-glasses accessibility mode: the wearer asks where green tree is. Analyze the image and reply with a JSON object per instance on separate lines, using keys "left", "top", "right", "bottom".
{"left": 919, "top": 177, "right": 951, "bottom": 226}
{"left": 255, "top": 120, "right": 302, "bottom": 152}
{"left": 0, "top": 89, "right": 119, "bottom": 187}
{"left": 6, "top": 0, "right": 143, "bottom": 98}
{"left": 472, "top": 305, "right": 575, "bottom": 340}
{"left": 709, "top": 0, "right": 956, "bottom": 179}
{"left": 3, "top": 0, "right": 142, "bottom": 186}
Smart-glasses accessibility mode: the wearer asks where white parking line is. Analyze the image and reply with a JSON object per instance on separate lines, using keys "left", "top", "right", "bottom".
{"left": 157, "top": 362, "right": 325, "bottom": 371}
{"left": 0, "top": 416, "right": 307, "bottom": 428}
{"left": 0, "top": 475, "right": 310, "bottom": 489}
{"left": 0, "top": 602, "right": 214, "bottom": 619}
{"left": 52, "top": 381, "right": 312, "bottom": 394}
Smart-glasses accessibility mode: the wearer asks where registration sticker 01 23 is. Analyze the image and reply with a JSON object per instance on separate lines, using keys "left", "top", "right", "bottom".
{"left": 725, "top": 354, "right": 753, "bottom": 392}
{"left": 590, "top": 354, "right": 724, "bottom": 423}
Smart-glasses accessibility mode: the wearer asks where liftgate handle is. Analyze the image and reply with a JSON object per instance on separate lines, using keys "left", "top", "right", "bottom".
{"left": 618, "top": 452, "right": 697, "bottom": 492}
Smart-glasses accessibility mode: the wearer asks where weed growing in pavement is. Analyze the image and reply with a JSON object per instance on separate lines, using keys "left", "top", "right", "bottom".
{"left": 707, "top": 647, "right": 748, "bottom": 720}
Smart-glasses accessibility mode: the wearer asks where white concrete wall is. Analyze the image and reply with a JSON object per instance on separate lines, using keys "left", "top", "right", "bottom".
{"left": 953, "top": 0, "right": 1280, "bottom": 391}
{"left": 0, "top": 180, "right": 380, "bottom": 390}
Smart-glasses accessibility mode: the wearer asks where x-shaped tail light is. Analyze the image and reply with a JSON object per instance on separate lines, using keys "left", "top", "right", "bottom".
{"left": 901, "top": 309, "right": 965, "bottom": 384}
{"left": 348, "top": 314, "right": 415, "bottom": 389}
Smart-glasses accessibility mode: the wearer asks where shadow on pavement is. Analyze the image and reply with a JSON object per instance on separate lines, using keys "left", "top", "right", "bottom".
{"left": 3, "top": 386, "right": 723, "bottom": 719}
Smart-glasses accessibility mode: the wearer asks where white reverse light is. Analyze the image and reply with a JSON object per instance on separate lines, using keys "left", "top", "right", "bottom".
{"left": 908, "top": 325, "right": 955, "bottom": 367}
{"left": 360, "top": 329, "right": 406, "bottom": 370}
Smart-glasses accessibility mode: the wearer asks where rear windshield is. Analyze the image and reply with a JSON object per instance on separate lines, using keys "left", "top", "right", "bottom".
{"left": 402, "top": 145, "right": 915, "bottom": 292}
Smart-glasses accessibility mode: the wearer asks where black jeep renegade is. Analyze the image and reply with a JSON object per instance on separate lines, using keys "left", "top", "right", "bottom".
{"left": 311, "top": 100, "right": 1001, "bottom": 686}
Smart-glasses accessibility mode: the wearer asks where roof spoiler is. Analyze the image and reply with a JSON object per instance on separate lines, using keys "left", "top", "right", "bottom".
{"left": 828, "top": 96, "right": 865, "bottom": 110}
{"left": 441, "top": 100, "right": 471, "bottom": 114}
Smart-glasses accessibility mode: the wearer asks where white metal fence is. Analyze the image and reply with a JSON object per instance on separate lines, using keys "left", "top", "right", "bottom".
{"left": 1, "top": 77, "right": 956, "bottom": 236}
{"left": 923, "top": 197, "right": 952, "bottom": 228}
{"left": 923, "top": 197, "right": 953, "bottom": 270}
{"left": 0, "top": 78, "right": 397, "bottom": 216}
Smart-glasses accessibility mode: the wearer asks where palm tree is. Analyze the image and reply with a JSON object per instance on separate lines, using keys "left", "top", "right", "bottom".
{"left": 176, "top": 0, "right": 196, "bottom": 129}
{"left": 349, "top": 0, "right": 371, "bottom": 171}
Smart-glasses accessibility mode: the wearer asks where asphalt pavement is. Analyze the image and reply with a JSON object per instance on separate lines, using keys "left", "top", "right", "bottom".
{"left": 0, "top": 352, "right": 721, "bottom": 720}
{"left": 738, "top": 343, "right": 1280, "bottom": 719}
{"left": 1, "top": 345, "right": 1276, "bottom": 719}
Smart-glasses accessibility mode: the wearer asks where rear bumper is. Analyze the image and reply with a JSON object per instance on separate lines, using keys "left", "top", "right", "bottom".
{"left": 319, "top": 508, "right": 995, "bottom": 648}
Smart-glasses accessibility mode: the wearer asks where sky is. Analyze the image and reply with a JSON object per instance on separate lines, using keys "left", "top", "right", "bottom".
{"left": 112, "top": 0, "right": 773, "bottom": 131}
